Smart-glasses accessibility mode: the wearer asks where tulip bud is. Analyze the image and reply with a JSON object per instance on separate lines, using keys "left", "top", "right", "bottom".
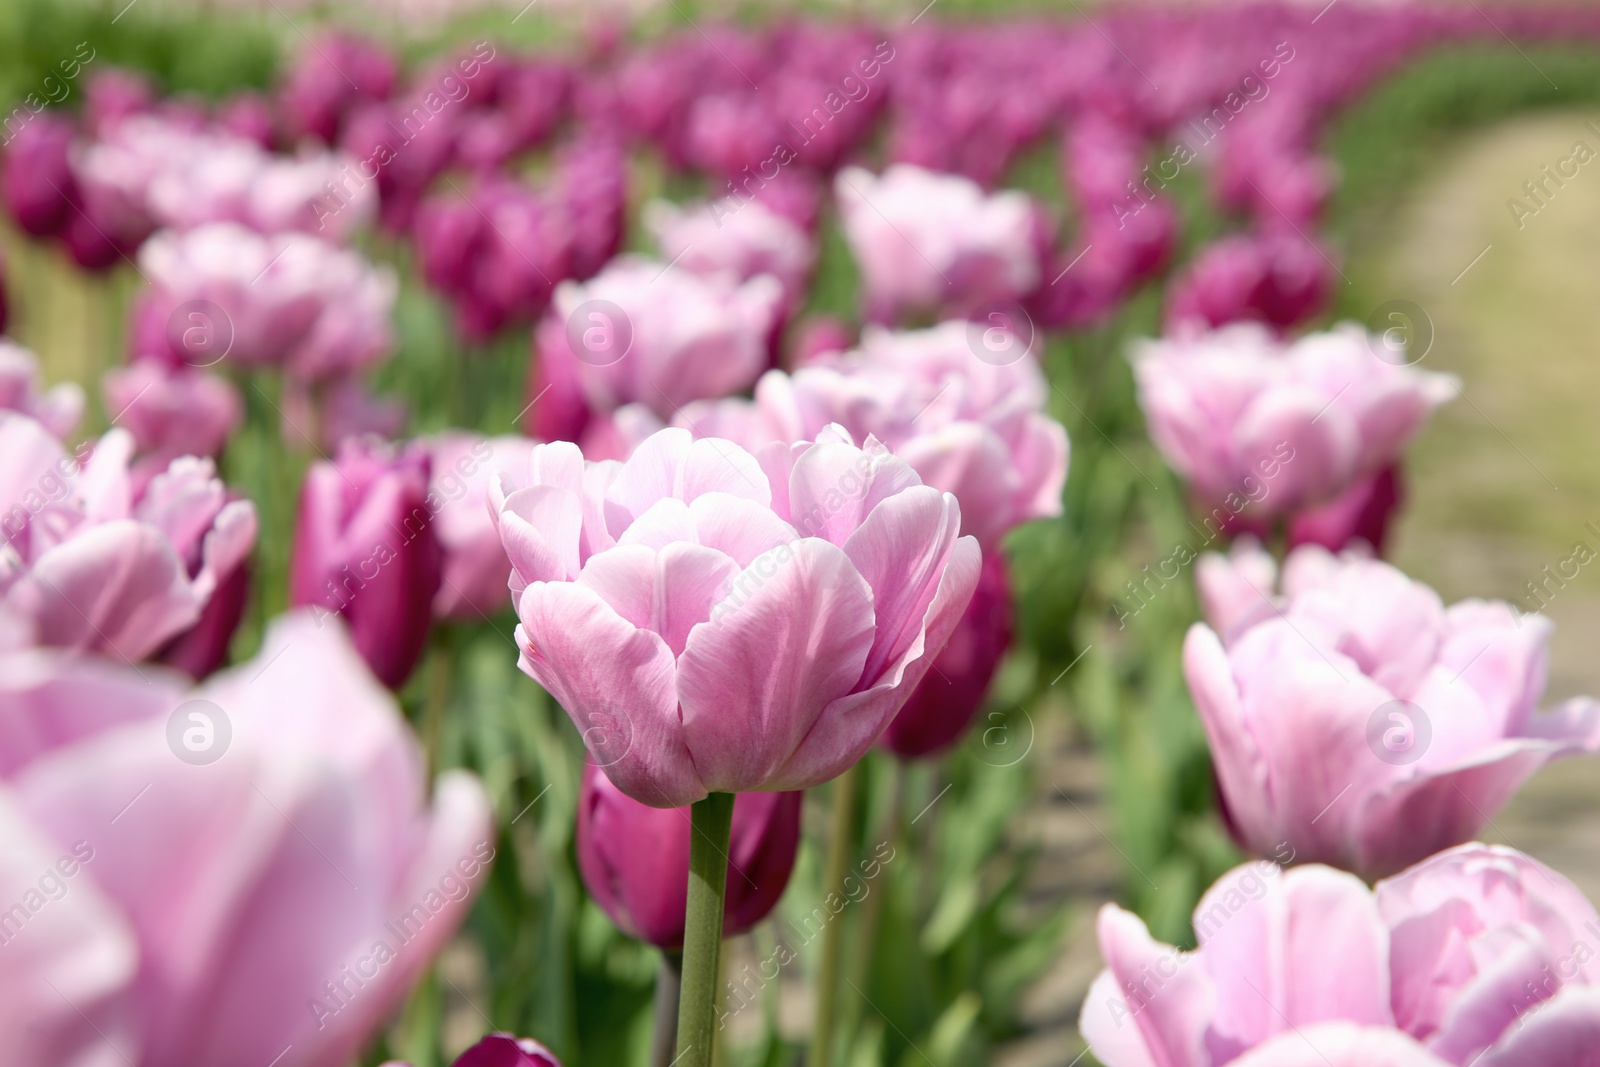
{"left": 384, "top": 1033, "right": 562, "bottom": 1067}
{"left": 576, "top": 762, "right": 802, "bottom": 948}
{"left": 2, "top": 112, "right": 78, "bottom": 238}
{"left": 290, "top": 437, "right": 443, "bottom": 689}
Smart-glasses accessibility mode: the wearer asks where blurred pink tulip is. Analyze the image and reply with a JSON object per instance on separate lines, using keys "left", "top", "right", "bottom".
{"left": 101, "top": 360, "right": 241, "bottom": 485}
{"left": 1081, "top": 843, "right": 1600, "bottom": 1067}
{"left": 425, "top": 432, "right": 539, "bottom": 621}
{"left": 491, "top": 426, "right": 980, "bottom": 807}
{"left": 386, "top": 1033, "right": 563, "bottom": 1067}
{"left": 290, "top": 437, "right": 443, "bottom": 689}
{"left": 0, "top": 340, "right": 83, "bottom": 439}
{"left": 577, "top": 761, "right": 801, "bottom": 947}
{"left": 1165, "top": 232, "right": 1335, "bottom": 332}
{"left": 1288, "top": 463, "right": 1404, "bottom": 554}
{"left": 1131, "top": 321, "right": 1456, "bottom": 520}
{"left": 533, "top": 256, "right": 782, "bottom": 435}
{"left": 279, "top": 32, "right": 397, "bottom": 145}
{"left": 1187, "top": 540, "right": 1600, "bottom": 877}
{"left": 0, "top": 414, "right": 256, "bottom": 663}
{"left": 0, "top": 612, "right": 493, "bottom": 1067}
{"left": 643, "top": 196, "right": 817, "bottom": 318}
{"left": 82, "top": 67, "right": 156, "bottom": 138}
{"left": 835, "top": 164, "right": 1045, "bottom": 323}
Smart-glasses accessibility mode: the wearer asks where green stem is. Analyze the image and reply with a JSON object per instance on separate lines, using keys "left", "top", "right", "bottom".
{"left": 809, "top": 763, "right": 860, "bottom": 1067}
{"left": 843, "top": 760, "right": 903, "bottom": 1044}
{"left": 676, "top": 792, "right": 735, "bottom": 1067}
{"left": 651, "top": 951, "right": 684, "bottom": 1067}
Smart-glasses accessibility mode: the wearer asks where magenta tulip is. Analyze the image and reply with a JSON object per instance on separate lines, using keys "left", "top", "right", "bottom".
{"left": 425, "top": 432, "right": 539, "bottom": 621}
{"left": 1131, "top": 321, "right": 1456, "bottom": 521}
{"left": 289, "top": 437, "right": 443, "bottom": 689}
{"left": 0, "top": 414, "right": 256, "bottom": 662}
{"left": 1165, "top": 232, "right": 1336, "bottom": 332}
{"left": 1187, "top": 540, "right": 1600, "bottom": 877}
{"left": 0, "top": 612, "right": 493, "bottom": 1066}
{"left": 1288, "top": 463, "right": 1403, "bottom": 554}
{"left": 0, "top": 340, "right": 83, "bottom": 439}
{"left": 835, "top": 164, "right": 1045, "bottom": 323}
{"left": 533, "top": 256, "right": 782, "bottom": 435}
{"left": 2, "top": 112, "right": 78, "bottom": 238}
{"left": 577, "top": 761, "right": 801, "bottom": 947}
{"left": 491, "top": 426, "right": 980, "bottom": 807}
{"left": 1080, "top": 843, "right": 1600, "bottom": 1067}
{"left": 385, "top": 1033, "right": 563, "bottom": 1067}
{"left": 279, "top": 32, "right": 397, "bottom": 145}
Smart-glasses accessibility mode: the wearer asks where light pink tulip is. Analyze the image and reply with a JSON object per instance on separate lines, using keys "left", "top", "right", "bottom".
{"left": 425, "top": 432, "right": 539, "bottom": 621}
{"left": 1132, "top": 322, "right": 1457, "bottom": 519}
{"left": 0, "top": 414, "right": 256, "bottom": 663}
{"left": 1187, "top": 540, "right": 1600, "bottom": 877}
{"left": 101, "top": 360, "right": 241, "bottom": 484}
{"left": 642, "top": 196, "right": 816, "bottom": 317}
{"left": 0, "top": 612, "right": 493, "bottom": 1067}
{"left": 0, "top": 340, "right": 83, "bottom": 440}
{"left": 491, "top": 426, "right": 980, "bottom": 807}
{"left": 534, "top": 256, "right": 782, "bottom": 432}
{"left": 137, "top": 223, "right": 395, "bottom": 381}
{"left": 834, "top": 164, "right": 1045, "bottom": 323}
{"left": 1080, "top": 844, "right": 1600, "bottom": 1067}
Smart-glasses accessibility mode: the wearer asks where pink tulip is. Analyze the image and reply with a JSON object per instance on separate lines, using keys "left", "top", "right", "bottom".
{"left": 491, "top": 426, "right": 980, "bottom": 807}
{"left": 577, "top": 761, "right": 801, "bottom": 947}
{"left": 101, "top": 360, "right": 241, "bottom": 485}
{"left": 385, "top": 1033, "right": 562, "bottom": 1067}
{"left": 1165, "top": 232, "right": 1335, "bottom": 332}
{"left": 1287, "top": 463, "right": 1404, "bottom": 555}
{"left": 835, "top": 164, "right": 1045, "bottom": 323}
{"left": 0, "top": 612, "right": 493, "bottom": 1066}
{"left": 533, "top": 256, "right": 782, "bottom": 434}
{"left": 0, "top": 340, "right": 83, "bottom": 440}
{"left": 425, "top": 432, "right": 539, "bottom": 621}
{"left": 642, "top": 195, "right": 817, "bottom": 317}
{"left": 137, "top": 223, "right": 395, "bottom": 380}
{"left": 289, "top": 437, "right": 443, "bottom": 689}
{"left": 0, "top": 414, "right": 256, "bottom": 663}
{"left": 83, "top": 67, "right": 156, "bottom": 138}
{"left": 1080, "top": 843, "right": 1600, "bottom": 1067}
{"left": 1186, "top": 540, "right": 1600, "bottom": 877}
{"left": 279, "top": 32, "right": 397, "bottom": 145}
{"left": 1131, "top": 321, "right": 1456, "bottom": 520}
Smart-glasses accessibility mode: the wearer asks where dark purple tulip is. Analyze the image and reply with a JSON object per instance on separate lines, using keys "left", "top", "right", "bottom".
{"left": 577, "top": 761, "right": 802, "bottom": 949}
{"left": 1289, "top": 463, "right": 1404, "bottom": 555}
{"left": 279, "top": 32, "right": 396, "bottom": 145}
{"left": 451, "top": 1034, "right": 563, "bottom": 1067}
{"left": 157, "top": 557, "right": 251, "bottom": 679}
{"left": 1165, "top": 232, "right": 1334, "bottom": 332}
{"left": 2, "top": 112, "right": 77, "bottom": 238}
{"left": 882, "top": 553, "right": 1013, "bottom": 759}
{"left": 289, "top": 437, "right": 443, "bottom": 689}
{"left": 551, "top": 135, "right": 627, "bottom": 281}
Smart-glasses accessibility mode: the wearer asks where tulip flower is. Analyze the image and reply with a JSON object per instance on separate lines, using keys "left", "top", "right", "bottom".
{"left": 1131, "top": 321, "right": 1457, "bottom": 522}
{"left": 279, "top": 31, "right": 397, "bottom": 145}
{"left": 2, "top": 112, "right": 79, "bottom": 239}
{"left": 0, "top": 612, "right": 493, "bottom": 1066}
{"left": 643, "top": 195, "right": 816, "bottom": 318}
{"left": 0, "top": 414, "right": 256, "bottom": 663}
{"left": 385, "top": 1033, "right": 562, "bottom": 1067}
{"left": 1164, "top": 232, "right": 1335, "bottom": 332}
{"left": 492, "top": 425, "right": 980, "bottom": 807}
{"left": 101, "top": 360, "right": 241, "bottom": 487}
{"left": 425, "top": 431, "right": 539, "bottom": 621}
{"left": 577, "top": 761, "right": 801, "bottom": 947}
{"left": 531, "top": 256, "right": 783, "bottom": 442}
{"left": 1287, "top": 463, "right": 1403, "bottom": 554}
{"left": 290, "top": 437, "right": 443, "bottom": 689}
{"left": 1186, "top": 540, "right": 1600, "bottom": 878}
{"left": 0, "top": 340, "right": 83, "bottom": 439}
{"left": 1080, "top": 843, "right": 1600, "bottom": 1067}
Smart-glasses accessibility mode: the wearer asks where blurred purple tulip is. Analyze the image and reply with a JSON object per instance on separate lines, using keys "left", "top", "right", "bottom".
{"left": 1288, "top": 463, "right": 1404, "bottom": 555}
{"left": 386, "top": 1034, "right": 563, "bottom": 1067}
{"left": 643, "top": 195, "right": 817, "bottom": 319}
{"left": 1, "top": 340, "right": 83, "bottom": 439}
{"left": 289, "top": 437, "right": 443, "bottom": 689}
{"left": 577, "top": 761, "right": 802, "bottom": 948}
{"left": 2, "top": 112, "right": 79, "bottom": 238}
{"left": 101, "top": 360, "right": 241, "bottom": 487}
{"left": 1187, "top": 541, "right": 1600, "bottom": 878}
{"left": 1165, "top": 232, "right": 1336, "bottom": 332}
{"left": 425, "top": 432, "right": 539, "bottom": 621}
{"left": 279, "top": 32, "right": 397, "bottom": 145}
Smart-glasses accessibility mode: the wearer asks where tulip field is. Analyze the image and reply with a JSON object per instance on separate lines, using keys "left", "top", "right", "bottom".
{"left": 10, "top": 1, "right": 1600, "bottom": 1065}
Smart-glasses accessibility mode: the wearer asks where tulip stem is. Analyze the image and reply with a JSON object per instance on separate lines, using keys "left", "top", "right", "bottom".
{"left": 809, "top": 763, "right": 860, "bottom": 1067}
{"left": 651, "top": 950, "right": 684, "bottom": 1067}
{"left": 676, "top": 791, "right": 735, "bottom": 1067}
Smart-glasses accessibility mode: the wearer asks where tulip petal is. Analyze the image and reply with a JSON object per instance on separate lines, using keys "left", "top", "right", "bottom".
{"left": 1473, "top": 985, "right": 1600, "bottom": 1067}
{"left": 517, "top": 580, "right": 704, "bottom": 807}
{"left": 500, "top": 485, "right": 583, "bottom": 593}
{"left": 1084, "top": 904, "right": 1211, "bottom": 1067}
{"left": 1227, "top": 1025, "right": 1453, "bottom": 1067}
{"left": 676, "top": 538, "right": 875, "bottom": 793}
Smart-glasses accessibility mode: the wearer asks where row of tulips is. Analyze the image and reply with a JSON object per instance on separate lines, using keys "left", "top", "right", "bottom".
{"left": 3, "top": 4, "right": 1600, "bottom": 1067}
